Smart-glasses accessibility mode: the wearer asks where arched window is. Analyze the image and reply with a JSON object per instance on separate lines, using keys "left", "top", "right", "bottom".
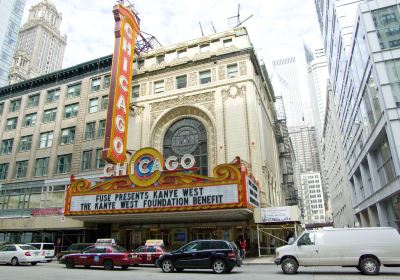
{"left": 163, "top": 118, "right": 208, "bottom": 175}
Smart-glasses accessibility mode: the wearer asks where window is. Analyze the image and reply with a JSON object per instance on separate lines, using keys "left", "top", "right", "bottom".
{"left": 46, "top": 88, "right": 60, "bottom": 103}
{"left": 176, "top": 75, "right": 187, "bottom": 89}
{"left": 156, "top": 55, "right": 165, "bottom": 64}
{"left": 60, "top": 127, "right": 75, "bottom": 145}
{"left": 66, "top": 83, "right": 81, "bottom": 99}
{"left": 0, "top": 103, "right": 3, "bottom": 114}
{"left": 177, "top": 49, "right": 187, "bottom": 59}
{"left": 5, "top": 117, "right": 17, "bottom": 131}
{"left": 297, "top": 233, "right": 315, "bottom": 246}
{"left": 372, "top": 6, "right": 400, "bottom": 50}
{"left": 101, "top": 95, "right": 108, "bottom": 111}
{"left": 96, "top": 148, "right": 105, "bottom": 169}
{"left": 137, "top": 59, "right": 144, "bottom": 69}
{"left": 103, "top": 75, "right": 110, "bottom": 89}
{"left": 56, "top": 154, "right": 72, "bottom": 174}
{"left": 15, "top": 160, "right": 28, "bottom": 178}
{"left": 199, "top": 70, "right": 211, "bottom": 84}
{"left": 200, "top": 43, "right": 210, "bottom": 53}
{"left": 23, "top": 113, "right": 36, "bottom": 127}
{"left": 98, "top": 120, "right": 106, "bottom": 138}
{"left": 0, "top": 163, "right": 8, "bottom": 180}
{"left": 34, "top": 157, "right": 49, "bottom": 177}
{"left": 91, "top": 77, "right": 101, "bottom": 91}
{"left": 227, "top": 64, "right": 238, "bottom": 78}
{"left": 85, "top": 122, "right": 96, "bottom": 140}
{"left": 88, "top": 98, "right": 99, "bottom": 113}
{"left": 64, "top": 103, "right": 79, "bottom": 119}
{"left": 39, "top": 131, "right": 53, "bottom": 148}
{"left": 376, "top": 137, "right": 396, "bottom": 187}
{"left": 42, "top": 108, "right": 57, "bottom": 123}
{"left": 9, "top": 99, "right": 21, "bottom": 112}
{"left": 132, "top": 85, "right": 140, "bottom": 98}
{"left": 163, "top": 118, "right": 208, "bottom": 175}
{"left": 1, "top": 139, "right": 13, "bottom": 154}
{"left": 27, "top": 94, "right": 40, "bottom": 107}
{"left": 223, "top": 38, "right": 232, "bottom": 48}
{"left": 81, "top": 150, "right": 92, "bottom": 171}
{"left": 19, "top": 135, "right": 32, "bottom": 152}
{"left": 154, "top": 80, "right": 164, "bottom": 94}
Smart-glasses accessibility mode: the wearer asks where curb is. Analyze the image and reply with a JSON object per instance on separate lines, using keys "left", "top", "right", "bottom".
{"left": 242, "top": 262, "right": 275, "bottom": 266}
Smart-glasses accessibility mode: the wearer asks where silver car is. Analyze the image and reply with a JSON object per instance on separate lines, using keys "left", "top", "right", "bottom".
{"left": 0, "top": 244, "right": 45, "bottom": 265}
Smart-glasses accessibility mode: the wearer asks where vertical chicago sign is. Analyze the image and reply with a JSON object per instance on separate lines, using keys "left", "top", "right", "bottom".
{"left": 103, "top": 4, "right": 140, "bottom": 164}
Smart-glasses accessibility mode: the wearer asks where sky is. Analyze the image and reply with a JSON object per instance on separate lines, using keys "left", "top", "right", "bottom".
{"left": 22, "top": 0, "right": 323, "bottom": 106}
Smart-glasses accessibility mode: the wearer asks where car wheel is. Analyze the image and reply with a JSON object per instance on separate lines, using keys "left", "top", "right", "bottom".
{"left": 360, "top": 257, "right": 380, "bottom": 275}
{"left": 46, "top": 260, "right": 52, "bottom": 263}
{"left": 281, "top": 258, "right": 298, "bottom": 274}
{"left": 65, "top": 259, "right": 74, "bottom": 269}
{"left": 212, "top": 259, "right": 226, "bottom": 274}
{"left": 103, "top": 259, "right": 114, "bottom": 270}
{"left": 226, "top": 267, "right": 233, "bottom": 273}
{"left": 161, "top": 259, "right": 174, "bottom": 273}
{"left": 31, "top": 262, "right": 38, "bottom": 266}
{"left": 175, "top": 268, "right": 184, "bottom": 272}
{"left": 11, "top": 257, "right": 19, "bottom": 266}
{"left": 121, "top": 265, "right": 129, "bottom": 270}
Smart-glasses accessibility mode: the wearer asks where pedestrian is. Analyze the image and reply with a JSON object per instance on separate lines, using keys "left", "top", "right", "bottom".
{"left": 239, "top": 237, "right": 247, "bottom": 259}
{"left": 270, "top": 237, "right": 276, "bottom": 254}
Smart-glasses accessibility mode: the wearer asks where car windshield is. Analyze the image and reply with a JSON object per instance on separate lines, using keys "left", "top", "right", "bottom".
{"left": 19, "top": 245, "right": 38, "bottom": 250}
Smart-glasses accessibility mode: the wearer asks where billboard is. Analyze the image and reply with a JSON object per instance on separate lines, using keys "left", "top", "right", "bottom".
{"left": 103, "top": 4, "right": 140, "bottom": 164}
{"left": 253, "top": 206, "right": 301, "bottom": 223}
{"left": 65, "top": 156, "right": 248, "bottom": 216}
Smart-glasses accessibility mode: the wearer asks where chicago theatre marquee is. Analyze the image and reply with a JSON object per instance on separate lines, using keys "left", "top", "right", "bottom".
{"left": 62, "top": 5, "right": 284, "bottom": 252}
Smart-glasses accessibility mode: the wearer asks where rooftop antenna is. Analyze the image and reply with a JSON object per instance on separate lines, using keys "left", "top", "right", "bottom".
{"left": 211, "top": 21, "right": 217, "bottom": 33}
{"left": 227, "top": 4, "right": 253, "bottom": 28}
{"left": 199, "top": 22, "right": 204, "bottom": 36}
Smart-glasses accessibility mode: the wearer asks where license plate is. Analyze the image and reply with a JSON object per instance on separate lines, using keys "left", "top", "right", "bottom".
{"left": 132, "top": 255, "right": 138, "bottom": 258}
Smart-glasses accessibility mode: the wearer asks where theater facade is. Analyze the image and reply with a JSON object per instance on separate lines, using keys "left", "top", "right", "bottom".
{"left": 0, "top": 27, "right": 284, "bottom": 254}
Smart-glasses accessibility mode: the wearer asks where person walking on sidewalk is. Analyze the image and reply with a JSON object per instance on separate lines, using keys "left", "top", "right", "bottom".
{"left": 239, "top": 237, "right": 247, "bottom": 259}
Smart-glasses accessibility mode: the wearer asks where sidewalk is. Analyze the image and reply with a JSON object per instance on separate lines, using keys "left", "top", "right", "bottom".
{"left": 242, "top": 255, "right": 275, "bottom": 265}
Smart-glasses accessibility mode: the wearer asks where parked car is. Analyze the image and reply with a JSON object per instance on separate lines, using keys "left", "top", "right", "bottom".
{"left": 56, "top": 243, "right": 93, "bottom": 263}
{"left": 274, "top": 227, "right": 400, "bottom": 275}
{"left": 28, "top": 243, "right": 55, "bottom": 262}
{"left": 131, "top": 245, "right": 164, "bottom": 266}
{"left": 0, "top": 244, "right": 45, "bottom": 265}
{"left": 156, "top": 239, "right": 242, "bottom": 274}
{"left": 64, "top": 244, "right": 138, "bottom": 270}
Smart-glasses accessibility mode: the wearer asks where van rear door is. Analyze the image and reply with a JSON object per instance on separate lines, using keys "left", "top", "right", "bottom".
{"left": 296, "top": 232, "right": 319, "bottom": 266}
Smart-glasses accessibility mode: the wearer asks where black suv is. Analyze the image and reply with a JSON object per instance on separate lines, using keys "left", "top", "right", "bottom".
{"left": 156, "top": 240, "right": 242, "bottom": 274}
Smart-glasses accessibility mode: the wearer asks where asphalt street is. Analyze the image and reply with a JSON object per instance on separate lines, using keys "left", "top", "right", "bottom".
{"left": 1, "top": 262, "right": 400, "bottom": 280}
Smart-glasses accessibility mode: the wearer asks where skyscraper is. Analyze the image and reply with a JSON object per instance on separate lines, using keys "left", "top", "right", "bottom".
{"left": 272, "top": 57, "right": 305, "bottom": 127}
{"left": 304, "top": 45, "right": 329, "bottom": 141}
{"left": 0, "top": 0, "right": 27, "bottom": 87}
{"left": 8, "top": 0, "right": 67, "bottom": 84}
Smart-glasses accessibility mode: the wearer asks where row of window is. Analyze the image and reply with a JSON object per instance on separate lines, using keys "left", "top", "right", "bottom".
{"left": 134, "top": 38, "right": 233, "bottom": 70}
{"left": 2, "top": 97, "right": 107, "bottom": 132}
{"left": 133, "top": 63, "right": 239, "bottom": 97}
{"left": 0, "top": 148, "right": 105, "bottom": 180}
{"left": 0, "top": 76, "right": 110, "bottom": 116}
{"left": 1, "top": 120, "right": 105, "bottom": 155}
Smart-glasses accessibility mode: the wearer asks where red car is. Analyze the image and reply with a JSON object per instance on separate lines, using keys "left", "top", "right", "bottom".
{"left": 64, "top": 245, "right": 138, "bottom": 270}
{"left": 131, "top": 245, "right": 165, "bottom": 266}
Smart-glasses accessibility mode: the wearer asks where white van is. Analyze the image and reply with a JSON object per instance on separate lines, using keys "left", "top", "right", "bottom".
{"left": 28, "top": 243, "right": 55, "bottom": 262}
{"left": 274, "top": 227, "right": 400, "bottom": 275}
